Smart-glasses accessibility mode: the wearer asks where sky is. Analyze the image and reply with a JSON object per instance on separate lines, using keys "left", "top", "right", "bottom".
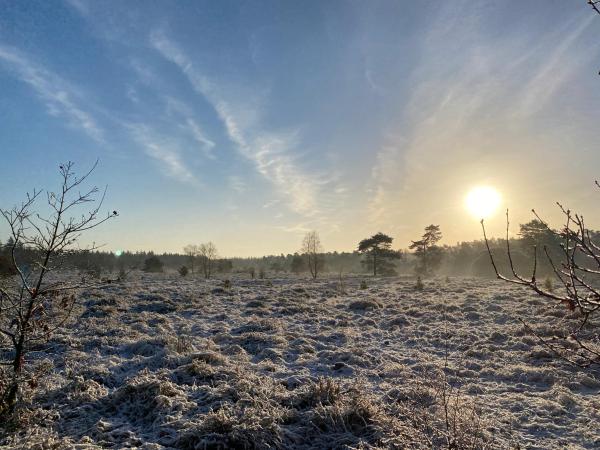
{"left": 0, "top": 0, "right": 599, "bottom": 257}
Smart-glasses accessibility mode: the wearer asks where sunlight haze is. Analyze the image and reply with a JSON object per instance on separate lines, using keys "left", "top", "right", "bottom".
{"left": 465, "top": 186, "right": 502, "bottom": 220}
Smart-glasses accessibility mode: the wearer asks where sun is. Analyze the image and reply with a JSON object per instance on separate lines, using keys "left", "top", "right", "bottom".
{"left": 465, "top": 186, "right": 501, "bottom": 219}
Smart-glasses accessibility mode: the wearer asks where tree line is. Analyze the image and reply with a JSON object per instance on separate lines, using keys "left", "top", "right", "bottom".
{"left": 2, "top": 219, "right": 579, "bottom": 280}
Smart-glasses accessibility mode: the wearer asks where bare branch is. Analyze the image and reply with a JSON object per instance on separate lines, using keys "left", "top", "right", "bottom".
{"left": 483, "top": 180, "right": 600, "bottom": 369}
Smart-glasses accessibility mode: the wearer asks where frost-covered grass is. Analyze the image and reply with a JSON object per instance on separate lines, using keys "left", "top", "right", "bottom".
{"left": 1, "top": 274, "right": 599, "bottom": 449}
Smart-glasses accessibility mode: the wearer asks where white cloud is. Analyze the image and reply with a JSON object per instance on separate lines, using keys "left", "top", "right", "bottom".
{"left": 228, "top": 176, "right": 246, "bottom": 194}
{"left": 163, "top": 96, "right": 216, "bottom": 159}
{"left": 128, "top": 123, "right": 198, "bottom": 185}
{"left": 516, "top": 14, "right": 595, "bottom": 117}
{"left": 150, "top": 31, "right": 331, "bottom": 216}
{"left": 185, "top": 118, "right": 216, "bottom": 158}
{"left": 274, "top": 222, "right": 312, "bottom": 234}
{"left": 368, "top": 4, "right": 599, "bottom": 233}
{"left": 0, "top": 45, "right": 104, "bottom": 142}
{"left": 65, "top": 0, "right": 89, "bottom": 16}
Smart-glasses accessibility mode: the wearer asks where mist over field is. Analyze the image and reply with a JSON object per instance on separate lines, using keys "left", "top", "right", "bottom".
{"left": 2, "top": 1, "right": 600, "bottom": 449}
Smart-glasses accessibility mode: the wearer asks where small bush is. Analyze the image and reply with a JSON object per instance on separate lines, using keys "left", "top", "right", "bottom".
{"left": 166, "top": 335, "right": 193, "bottom": 354}
{"left": 179, "top": 265, "right": 189, "bottom": 277}
{"left": 143, "top": 256, "right": 164, "bottom": 273}
{"left": 294, "top": 377, "right": 342, "bottom": 408}
{"left": 415, "top": 276, "right": 424, "bottom": 291}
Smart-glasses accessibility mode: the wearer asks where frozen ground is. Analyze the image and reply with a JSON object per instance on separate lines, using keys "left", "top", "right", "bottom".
{"left": 2, "top": 274, "right": 600, "bottom": 449}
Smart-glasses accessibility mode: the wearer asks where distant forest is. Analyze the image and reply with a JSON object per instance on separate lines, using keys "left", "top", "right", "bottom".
{"left": 2, "top": 219, "right": 595, "bottom": 280}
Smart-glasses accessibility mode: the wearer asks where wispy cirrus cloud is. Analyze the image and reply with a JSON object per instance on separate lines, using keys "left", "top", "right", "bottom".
{"left": 149, "top": 30, "right": 329, "bottom": 216}
{"left": 228, "top": 175, "right": 246, "bottom": 194}
{"left": 164, "top": 96, "right": 216, "bottom": 159}
{"left": 127, "top": 123, "right": 198, "bottom": 185}
{"left": 516, "top": 14, "right": 596, "bottom": 118}
{"left": 185, "top": 118, "right": 216, "bottom": 158}
{"left": 64, "top": 0, "right": 89, "bottom": 16}
{"left": 0, "top": 44, "right": 208, "bottom": 185}
{"left": 367, "top": 5, "right": 598, "bottom": 234}
{"left": 0, "top": 44, "right": 104, "bottom": 142}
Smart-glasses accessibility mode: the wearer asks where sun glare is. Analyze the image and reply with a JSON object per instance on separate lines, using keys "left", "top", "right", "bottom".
{"left": 465, "top": 186, "right": 501, "bottom": 219}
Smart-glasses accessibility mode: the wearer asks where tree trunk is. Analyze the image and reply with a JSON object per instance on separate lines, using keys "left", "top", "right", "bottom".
{"left": 373, "top": 252, "right": 377, "bottom": 276}
{"left": 1, "top": 326, "right": 26, "bottom": 417}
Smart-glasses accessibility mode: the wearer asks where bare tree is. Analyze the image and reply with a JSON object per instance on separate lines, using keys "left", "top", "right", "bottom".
{"left": 198, "top": 242, "right": 218, "bottom": 279}
{"left": 481, "top": 188, "right": 600, "bottom": 368}
{"left": 301, "top": 231, "right": 323, "bottom": 279}
{"left": 0, "top": 161, "right": 116, "bottom": 416}
{"left": 183, "top": 244, "right": 199, "bottom": 275}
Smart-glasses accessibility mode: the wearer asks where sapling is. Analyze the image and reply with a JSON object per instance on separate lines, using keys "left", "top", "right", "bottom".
{"left": 0, "top": 161, "right": 116, "bottom": 416}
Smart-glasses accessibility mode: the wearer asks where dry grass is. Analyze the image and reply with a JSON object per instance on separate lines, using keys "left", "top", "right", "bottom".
{"left": 0, "top": 275, "right": 596, "bottom": 448}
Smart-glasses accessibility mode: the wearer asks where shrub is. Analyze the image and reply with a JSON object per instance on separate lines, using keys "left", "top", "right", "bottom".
{"left": 415, "top": 276, "right": 424, "bottom": 291}
{"left": 143, "top": 256, "right": 164, "bottom": 273}
{"left": 166, "top": 334, "right": 193, "bottom": 354}
{"left": 178, "top": 265, "right": 189, "bottom": 277}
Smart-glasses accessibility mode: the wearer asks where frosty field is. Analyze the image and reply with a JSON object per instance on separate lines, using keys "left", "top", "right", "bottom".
{"left": 2, "top": 275, "right": 599, "bottom": 449}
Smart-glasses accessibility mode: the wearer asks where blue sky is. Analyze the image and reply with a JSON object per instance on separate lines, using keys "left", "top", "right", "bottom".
{"left": 0, "top": 1, "right": 599, "bottom": 256}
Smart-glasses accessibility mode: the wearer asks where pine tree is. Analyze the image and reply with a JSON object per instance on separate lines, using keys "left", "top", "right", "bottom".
{"left": 357, "top": 232, "right": 400, "bottom": 276}
{"left": 410, "top": 225, "right": 443, "bottom": 276}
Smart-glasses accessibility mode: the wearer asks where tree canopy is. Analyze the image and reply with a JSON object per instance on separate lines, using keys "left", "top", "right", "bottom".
{"left": 357, "top": 232, "right": 400, "bottom": 276}
{"left": 410, "top": 225, "right": 443, "bottom": 276}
